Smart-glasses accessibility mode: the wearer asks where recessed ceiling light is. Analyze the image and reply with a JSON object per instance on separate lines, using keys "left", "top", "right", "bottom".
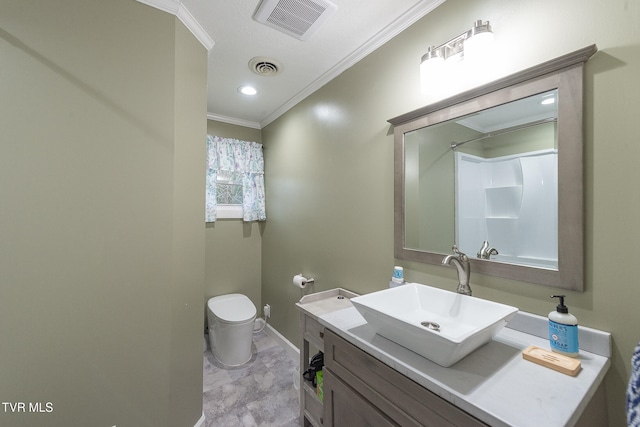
{"left": 238, "top": 86, "right": 258, "bottom": 96}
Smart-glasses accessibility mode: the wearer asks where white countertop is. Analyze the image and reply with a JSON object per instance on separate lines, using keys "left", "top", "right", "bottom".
{"left": 319, "top": 307, "right": 610, "bottom": 427}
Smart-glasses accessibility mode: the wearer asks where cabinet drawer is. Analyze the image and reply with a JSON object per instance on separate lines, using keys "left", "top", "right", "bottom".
{"left": 303, "top": 316, "right": 325, "bottom": 351}
{"left": 324, "top": 329, "right": 487, "bottom": 427}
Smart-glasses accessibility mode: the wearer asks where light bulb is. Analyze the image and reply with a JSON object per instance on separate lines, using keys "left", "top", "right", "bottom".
{"left": 238, "top": 86, "right": 258, "bottom": 96}
{"left": 420, "top": 50, "right": 445, "bottom": 94}
{"left": 463, "top": 31, "right": 495, "bottom": 64}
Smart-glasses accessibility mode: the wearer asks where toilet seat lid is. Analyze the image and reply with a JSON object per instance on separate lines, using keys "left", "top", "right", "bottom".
{"left": 208, "top": 294, "right": 256, "bottom": 323}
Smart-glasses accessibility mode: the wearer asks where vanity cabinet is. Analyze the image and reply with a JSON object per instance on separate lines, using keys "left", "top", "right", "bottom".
{"left": 296, "top": 288, "right": 358, "bottom": 427}
{"left": 323, "top": 329, "right": 487, "bottom": 427}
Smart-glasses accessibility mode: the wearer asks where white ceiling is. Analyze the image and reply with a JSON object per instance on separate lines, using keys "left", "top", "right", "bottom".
{"left": 139, "top": 0, "right": 445, "bottom": 129}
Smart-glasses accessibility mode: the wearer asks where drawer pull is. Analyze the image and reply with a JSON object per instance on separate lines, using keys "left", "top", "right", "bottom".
{"left": 319, "top": 331, "right": 324, "bottom": 339}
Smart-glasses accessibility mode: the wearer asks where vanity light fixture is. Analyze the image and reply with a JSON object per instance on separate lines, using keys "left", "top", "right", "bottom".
{"left": 420, "top": 20, "right": 494, "bottom": 92}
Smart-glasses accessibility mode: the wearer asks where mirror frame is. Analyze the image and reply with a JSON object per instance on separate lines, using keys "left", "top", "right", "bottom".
{"left": 389, "top": 45, "right": 597, "bottom": 292}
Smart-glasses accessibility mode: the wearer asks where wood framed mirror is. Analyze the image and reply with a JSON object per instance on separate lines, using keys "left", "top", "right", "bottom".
{"left": 389, "top": 45, "right": 597, "bottom": 291}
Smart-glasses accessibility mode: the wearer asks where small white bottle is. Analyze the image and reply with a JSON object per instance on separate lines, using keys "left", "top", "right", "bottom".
{"left": 389, "top": 266, "right": 405, "bottom": 288}
{"left": 548, "top": 295, "right": 579, "bottom": 357}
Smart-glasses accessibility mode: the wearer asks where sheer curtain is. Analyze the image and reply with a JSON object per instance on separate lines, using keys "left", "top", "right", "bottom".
{"left": 206, "top": 135, "right": 266, "bottom": 222}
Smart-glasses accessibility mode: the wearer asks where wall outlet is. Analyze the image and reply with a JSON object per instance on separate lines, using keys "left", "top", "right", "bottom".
{"left": 264, "top": 304, "right": 271, "bottom": 319}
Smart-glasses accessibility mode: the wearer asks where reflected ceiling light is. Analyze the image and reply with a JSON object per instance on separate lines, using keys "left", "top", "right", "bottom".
{"left": 238, "top": 85, "right": 258, "bottom": 96}
{"left": 541, "top": 96, "right": 556, "bottom": 105}
{"left": 420, "top": 20, "right": 494, "bottom": 92}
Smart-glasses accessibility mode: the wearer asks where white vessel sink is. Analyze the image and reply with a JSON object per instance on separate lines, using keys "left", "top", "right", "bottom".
{"left": 351, "top": 283, "right": 518, "bottom": 367}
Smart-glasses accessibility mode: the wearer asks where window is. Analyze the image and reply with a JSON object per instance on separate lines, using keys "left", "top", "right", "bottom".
{"left": 215, "top": 171, "right": 243, "bottom": 219}
{"left": 205, "top": 135, "right": 266, "bottom": 222}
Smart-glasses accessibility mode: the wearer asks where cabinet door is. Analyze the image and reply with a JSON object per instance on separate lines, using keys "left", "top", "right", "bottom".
{"left": 323, "top": 368, "right": 397, "bottom": 427}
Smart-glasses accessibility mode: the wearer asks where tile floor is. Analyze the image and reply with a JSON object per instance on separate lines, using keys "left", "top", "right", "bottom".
{"left": 203, "top": 330, "right": 300, "bottom": 427}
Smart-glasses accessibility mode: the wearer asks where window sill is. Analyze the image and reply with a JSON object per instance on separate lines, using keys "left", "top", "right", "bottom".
{"left": 216, "top": 205, "right": 243, "bottom": 219}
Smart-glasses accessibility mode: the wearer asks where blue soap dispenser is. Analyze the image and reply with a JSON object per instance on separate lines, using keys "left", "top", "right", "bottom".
{"left": 548, "top": 295, "right": 579, "bottom": 357}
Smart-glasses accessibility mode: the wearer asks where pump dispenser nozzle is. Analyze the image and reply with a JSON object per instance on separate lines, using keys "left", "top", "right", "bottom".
{"left": 551, "top": 295, "right": 568, "bottom": 313}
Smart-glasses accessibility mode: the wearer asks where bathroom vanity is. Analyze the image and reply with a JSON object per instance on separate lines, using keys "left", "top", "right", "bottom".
{"left": 318, "top": 306, "right": 610, "bottom": 427}
{"left": 296, "top": 288, "right": 359, "bottom": 426}
{"left": 292, "top": 46, "right": 606, "bottom": 426}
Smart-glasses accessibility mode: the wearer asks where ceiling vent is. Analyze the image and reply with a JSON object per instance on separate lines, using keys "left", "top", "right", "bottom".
{"left": 253, "top": 0, "right": 337, "bottom": 41}
{"left": 249, "top": 56, "right": 283, "bottom": 76}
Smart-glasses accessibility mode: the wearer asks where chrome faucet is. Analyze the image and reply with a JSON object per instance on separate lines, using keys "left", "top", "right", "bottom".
{"left": 442, "top": 245, "right": 472, "bottom": 296}
{"left": 477, "top": 240, "right": 499, "bottom": 259}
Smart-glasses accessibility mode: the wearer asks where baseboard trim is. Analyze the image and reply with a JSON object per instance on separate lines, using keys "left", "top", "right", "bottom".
{"left": 264, "top": 322, "right": 300, "bottom": 364}
{"left": 194, "top": 412, "right": 205, "bottom": 427}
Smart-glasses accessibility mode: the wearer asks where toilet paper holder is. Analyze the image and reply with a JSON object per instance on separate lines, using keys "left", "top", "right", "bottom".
{"left": 293, "top": 274, "right": 315, "bottom": 288}
{"left": 298, "top": 274, "right": 315, "bottom": 285}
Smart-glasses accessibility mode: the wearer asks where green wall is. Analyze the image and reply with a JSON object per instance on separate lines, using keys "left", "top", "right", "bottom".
{"left": 261, "top": 0, "right": 640, "bottom": 425}
{"left": 0, "top": 1, "right": 206, "bottom": 426}
{"left": 204, "top": 121, "right": 263, "bottom": 321}
{"left": 169, "top": 18, "right": 208, "bottom": 427}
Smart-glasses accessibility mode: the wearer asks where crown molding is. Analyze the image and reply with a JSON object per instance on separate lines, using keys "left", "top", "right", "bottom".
{"left": 207, "top": 113, "right": 262, "bottom": 130}
{"left": 258, "top": 0, "right": 446, "bottom": 128}
{"left": 136, "top": 0, "right": 180, "bottom": 14}
{"left": 176, "top": 3, "right": 214, "bottom": 50}
{"left": 136, "top": 0, "right": 214, "bottom": 50}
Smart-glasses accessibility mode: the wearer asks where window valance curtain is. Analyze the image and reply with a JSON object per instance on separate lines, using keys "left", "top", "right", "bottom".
{"left": 206, "top": 135, "right": 266, "bottom": 222}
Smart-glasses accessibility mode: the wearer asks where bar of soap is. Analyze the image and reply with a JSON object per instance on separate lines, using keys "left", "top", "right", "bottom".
{"left": 522, "top": 345, "right": 581, "bottom": 376}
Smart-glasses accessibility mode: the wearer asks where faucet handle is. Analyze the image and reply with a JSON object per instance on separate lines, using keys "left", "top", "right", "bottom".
{"left": 477, "top": 241, "right": 489, "bottom": 258}
{"left": 476, "top": 241, "right": 499, "bottom": 259}
{"left": 452, "top": 245, "right": 469, "bottom": 261}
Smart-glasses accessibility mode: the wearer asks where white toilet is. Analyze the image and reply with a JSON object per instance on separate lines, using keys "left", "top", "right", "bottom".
{"left": 207, "top": 294, "right": 257, "bottom": 366}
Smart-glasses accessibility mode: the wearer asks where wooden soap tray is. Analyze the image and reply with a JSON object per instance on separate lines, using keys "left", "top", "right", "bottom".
{"left": 522, "top": 345, "right": 581, "bottom": 376}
